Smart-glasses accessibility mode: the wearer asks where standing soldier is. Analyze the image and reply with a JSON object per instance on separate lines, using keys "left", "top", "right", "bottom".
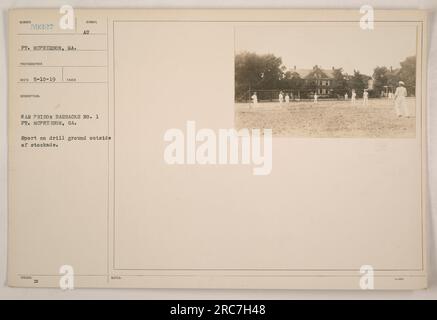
{"left": 278, "top": 91, "right": 284, "bottom": 104}
{"left": 351, "top": 89, "right": 357, "bottom": 105}
{"left": 363, "top": 90, "right": 369, "bottom": 106}
{"left": 285, "top": 93, "right": 290, "bottom": 104}
{"left": 314, "top": 92, "right": 318, "bottom": 104}
{"left": 394, "top": 81, "right": 408, "bottom": 117}
{"left": 344, "top": 92, "right": 349, "bottom": 101}
{"left": 251, "top": 92, "right": 258, "bottom": 105}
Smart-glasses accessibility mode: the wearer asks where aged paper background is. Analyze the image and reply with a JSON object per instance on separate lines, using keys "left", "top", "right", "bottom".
{"left": 1, "top": 0, "right": 437, "bottom": 298}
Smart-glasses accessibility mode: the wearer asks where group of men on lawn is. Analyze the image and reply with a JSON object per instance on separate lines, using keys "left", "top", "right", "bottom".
{"left": 250, "top": 81, "right": 410, "bottom": 118}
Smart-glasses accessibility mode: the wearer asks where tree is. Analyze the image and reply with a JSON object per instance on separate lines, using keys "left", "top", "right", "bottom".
{"left": 348, "top": 70, "right": 368, "bottom": 98}
{"left": 399, "top": 56, "right": 416, "bottom": 96}
{"left": 386, "top": 68, "right": 400, "bottom": 91}
{"left": 235, "top": 52, "right": 284, "bottom": 101}
{"left": 283, "top": 71, "right": 304, "bottom": 97}
{"left": 373, "top": 66, "right": 389, "bottom": 96}
{"left": 331, "top": 68, "right": 348, "bottom": 97}
{"left": 302, "top": 80, "right": 317, "bottom": 98}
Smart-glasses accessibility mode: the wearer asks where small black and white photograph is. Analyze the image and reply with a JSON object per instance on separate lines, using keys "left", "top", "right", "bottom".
{"left": 234, "top": 24, "right": 418, "bottom": 138}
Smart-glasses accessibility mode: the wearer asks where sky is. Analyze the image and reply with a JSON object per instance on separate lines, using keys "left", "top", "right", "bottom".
{"left": 235, "top": 23, "right": 417, "bottom": 76}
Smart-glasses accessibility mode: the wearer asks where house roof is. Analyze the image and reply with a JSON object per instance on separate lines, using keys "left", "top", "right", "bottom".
{"left": 289, "top": 67, "right": 336, "bottom": 79}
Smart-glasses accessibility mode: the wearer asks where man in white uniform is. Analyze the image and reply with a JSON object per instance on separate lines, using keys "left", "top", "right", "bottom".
{"left": 344, "top": 92, "right": 348, "bottom": 101}
{"left": 351, "top": 90, "right": 356, "bottom": 105}
{"left": 278, "top": 91, "right": 284, "bottom": 104}
{"left": 394, "top": 81, "right": 408, "bottom": 117}
{"left": 251, "top": 92, "right": 258, "bottom": 104}
{"left": 314, "top": 93, "right": 318, "bottom": 104}
{"left": 285, "top": 93, "right": 290, "bottom": 104}
{"left": 363, "top": 90, "right": 369, "bottom": 106}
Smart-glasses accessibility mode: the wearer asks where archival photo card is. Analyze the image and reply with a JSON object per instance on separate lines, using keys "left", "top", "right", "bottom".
{"left": 7, "top": 9, "right": 428, "bottom": 290}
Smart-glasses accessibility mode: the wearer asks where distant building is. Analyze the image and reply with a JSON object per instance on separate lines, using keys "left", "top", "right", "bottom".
{"left": 290, "top": 65, "right": 336, "bottom": 96}
{"left": 290, "top": 65, "right": 374, "bottom": 97}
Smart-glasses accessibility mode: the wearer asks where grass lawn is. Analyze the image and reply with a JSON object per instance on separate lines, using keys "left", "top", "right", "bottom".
{"left": 235, "top": 97, "right": 416, "bottom": 138}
